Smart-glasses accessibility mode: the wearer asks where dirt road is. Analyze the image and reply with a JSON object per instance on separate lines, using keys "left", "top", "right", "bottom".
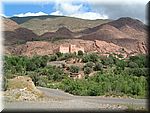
{"left": 3, "top": 87, "right": 148, "bottom": 111}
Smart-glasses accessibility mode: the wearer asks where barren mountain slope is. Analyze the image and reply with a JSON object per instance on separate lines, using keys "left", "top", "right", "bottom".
{"left": 3, "top": 18, "right": 38, "bottom": 45}
{"left": 2, "top": 17, "right": 20, "bottom": 31}
{"left": 107, "top": 17, "right": 146, "bottom": 32}
{"left": 81, "top": 24, "right": 130, "bottom": 41}
{"left": 79, "top": 17, "right": 148, "bottom": 54}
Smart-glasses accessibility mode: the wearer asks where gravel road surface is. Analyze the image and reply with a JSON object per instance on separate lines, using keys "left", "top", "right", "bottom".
{"left": 3, "top": 87, "right": 148, "bottom": 111}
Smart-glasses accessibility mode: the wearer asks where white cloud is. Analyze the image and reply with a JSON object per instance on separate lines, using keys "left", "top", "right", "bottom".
{"left": 86, "top": 0, "right": 149, "bottom": 5}
{"left": 50, "top": 1, "right": 108, "bottom": 20}
{"left": 13, "top": 12, "right": 48, "bottom": 17}
{"left": 2, "top": 0, "right": 149, "bottom": 4}
{"left": 70, "top": 12, "right": 108, "bottom": 20}
{"left": 60, "top": 3, "right": 82, "bottom": 14}
{"left": 50, "top": 11, "right": 63, "bottom": 16}
{"left": 0, "top": 14, "right": 7, "bottom": 17}
{"left": 4, "top": 0, "right": 147, "bottom": 21}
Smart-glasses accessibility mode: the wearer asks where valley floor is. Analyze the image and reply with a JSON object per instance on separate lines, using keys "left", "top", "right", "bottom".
{"left": 3, "top": 87, "right": 148, "bottom": 112}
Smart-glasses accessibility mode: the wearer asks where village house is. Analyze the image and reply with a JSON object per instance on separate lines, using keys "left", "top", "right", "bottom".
{"left": 54, "top": 44, "right": 84, "bottom": 54}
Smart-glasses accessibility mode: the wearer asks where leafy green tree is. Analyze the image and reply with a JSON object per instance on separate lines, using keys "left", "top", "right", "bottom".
{"left": 87, "top": 82, "right": 101, "bottom": 96}
{"left": 82, "top": 53, "right": 99, "bottom": 63}
{"left": 37, "top": 76, "right": 49, "bottom": 87}
{"left": 124, "top": 68, "right": 148, "bottom": 77}
{"left": 84, "top": 62, "right": 95, "bottom": 68}
{"left": 69, "top": 65, "right": 80, "bottom": 73}
{"left": 89, "top": 53, "right": 99, "bottom": 62}
{"left": 101, "top": 56, "right": 114, "bottom": 66}
{"left": 116, "top": 59, "right": 127, "bottom": 70}
{"left": 129, "top": 54, "right": 148, "bottom": 68}
{"left": 84, "top": 67, "right": 93, "bottom": 74}
{"left": 26, "top": 60, "right": 37, "bottom": 71}
{"left": 43, "top": 65, "right": 65, "bottom": 81}
{"left": 60, "top": 53, "right": 76, "bottom": 60}
{"left": 94, "top": 62, "right": 103, "bottom": 71}
{"left": 128, "top": 62, "right": 139, "bottom": 68}
{"left": 40, "top": 56, "right": 48, "bottom": 67}
{"left": 49, "top": 54, "right": 58, "bottom": 61}
{"left": 78, "top": 50, "right": 84, "bottom": 56}
{"left": 56, "top": 52, "right": 63, "bottom": 58}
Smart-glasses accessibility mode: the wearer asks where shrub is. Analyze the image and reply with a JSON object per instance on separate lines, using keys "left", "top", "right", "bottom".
{"left": 116, "top": 60, "right": 127, "bottom": 70}
{"left": 40, "top": 56, "right": 48, "bottom": 67}
{"left": 26, "top": 61, "right": 37, "bottom": 71}
{"left": 78, "top": 50, "right": 84, "bottom": 56}
{"left": 101, "top": 56, "right": 114, "bottom": 66}
{"left": 89, "top": 53, "right": 99, "bottom": 62}
{"left": 128, "top": 62, "right": 139, "bottom": 68}
{"left": 61, "top": 53, "right": 76, "bottom": 60}
{"left": 129, "top": 54, "right": 148, "bottom": 68}
{"left": 56, "top": 52, "right": 63, "bottom": 58}
{"left": 37, "top": 76, "right": 49, "bottom": 87}
{"left": 82, "top": 55, "right": 90, "bottom": 63}
{"left": 84, "top": 62, "right": 95, "bottom": 68}
{"left": 45, "top": 66, "right": 65, "bottom": 81}
{"left": 87, "top": 82, "right": 101, "bottom": 96}
{"left": 37, "top": 79, "right": 47, "bottom": 87}
{"left": 124, "top": 68, "right": 148, "bottom": 77}
{"left": 94, "top": 62, "right": 103, "bottom": 71}
{"left": 82, "top": 53, "right": 99, "bottom": 63}
{"left": 49, "top": 54, "right": 58, "bottom": 61}
{"left": 84, "top": 67, "right": 93, "bottom": 74}
{"left": 69, "top": 65, "right": 80, "bottom": 73}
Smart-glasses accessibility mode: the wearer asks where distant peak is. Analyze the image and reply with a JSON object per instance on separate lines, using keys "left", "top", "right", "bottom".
{"left": 107, "top": 17, "right": 145, "bottom": 32}
{"left": 117, "top": 17, "right": 142, "bottom": 23}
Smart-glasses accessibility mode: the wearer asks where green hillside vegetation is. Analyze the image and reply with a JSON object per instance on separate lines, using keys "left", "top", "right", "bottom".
{"left": 10, "top": 15, "right": 65, "bottom": 24}
{"left": 3, "top": 53, "right": 148, "bottom": 98}
{"left": 10, "top": 16, "right": 111, "bottom": 35}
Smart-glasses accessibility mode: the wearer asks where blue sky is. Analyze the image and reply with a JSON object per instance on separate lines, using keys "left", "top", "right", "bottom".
{"left": 1, "top": 0, "right": 149, "bottom": 23}
{"left": 2, "top": 3, "right": 56, "bottom": 16}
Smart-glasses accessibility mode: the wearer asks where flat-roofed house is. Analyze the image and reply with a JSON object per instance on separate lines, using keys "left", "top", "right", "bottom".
{"left": 53, "top": 44, "right": 84, "bottom": 54}
{"left": 54, "top": 45, "right": 69, "bottom": 53}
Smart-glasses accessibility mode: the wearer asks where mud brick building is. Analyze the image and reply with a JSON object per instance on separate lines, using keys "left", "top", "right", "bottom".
{"left": 54, "top": 44, "right": 84, "bottom": 54}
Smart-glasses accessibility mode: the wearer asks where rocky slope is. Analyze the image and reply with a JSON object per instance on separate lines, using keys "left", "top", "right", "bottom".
{"left": 79, "top": 17, "right": 148, "bottom": 54}
{"left": 2, "top": 17, "right": 20, "bottom": 31}
{"left": 4, "top": 76, "right": 44, "bottom": 101}
{"left": 2, "top": 17, "right": 38, "bottom": 46}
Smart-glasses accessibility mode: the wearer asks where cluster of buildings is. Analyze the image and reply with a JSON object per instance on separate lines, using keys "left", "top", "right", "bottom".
{"left": 54, "top": 44, "right": 84, "bottom": 54}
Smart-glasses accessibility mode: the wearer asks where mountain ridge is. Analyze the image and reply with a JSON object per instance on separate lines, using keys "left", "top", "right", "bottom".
{"left": 3, "top": 16, "right": 148, "bottom": 56}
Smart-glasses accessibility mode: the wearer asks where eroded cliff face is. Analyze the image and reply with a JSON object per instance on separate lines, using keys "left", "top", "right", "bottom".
{"left": 6, "top": 38, "right": 147, "bottom": 57}
{"left": 10, "top": 41, "right": 53, "bottom": 57}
